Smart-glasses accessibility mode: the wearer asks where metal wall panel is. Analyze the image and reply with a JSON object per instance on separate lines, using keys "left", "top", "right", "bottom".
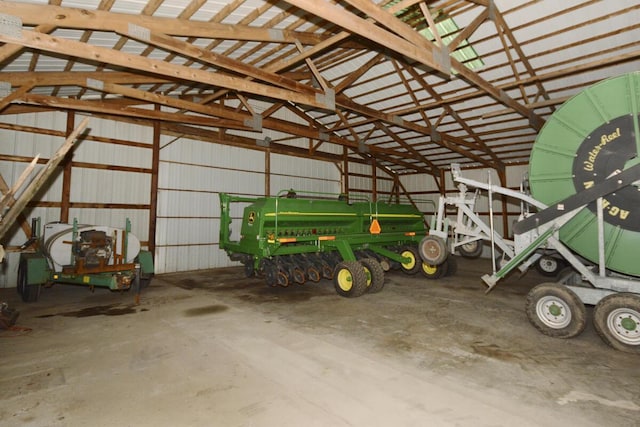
{"left": 269, "top": 153, "right": 341, "bottom": 196}
{"left": 155, "top": 144, "right": 343, "bottom": 273}
{"left": 155, "top": 138, "right": 266, "bottom": 274}
{"left": 4, "top": 114, "right": 544, "bottom": 281}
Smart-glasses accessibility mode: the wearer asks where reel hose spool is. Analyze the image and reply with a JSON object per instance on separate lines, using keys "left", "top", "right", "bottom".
{"left": 528, "top": 72, "right": 640, "bottom": 277}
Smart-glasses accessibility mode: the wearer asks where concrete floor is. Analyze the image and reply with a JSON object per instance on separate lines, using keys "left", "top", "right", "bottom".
{"left": 1, "top": 257, "right": 638, "bottom": 426}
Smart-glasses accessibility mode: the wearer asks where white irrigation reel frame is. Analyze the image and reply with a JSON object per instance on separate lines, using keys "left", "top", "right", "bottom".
{"left": 422, "top": 163, "right": 640, "bottom": 353}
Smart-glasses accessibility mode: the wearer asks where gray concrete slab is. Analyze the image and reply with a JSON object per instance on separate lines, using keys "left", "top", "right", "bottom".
{"left": 1, "top": 257, "right": 638, "bottom": 426}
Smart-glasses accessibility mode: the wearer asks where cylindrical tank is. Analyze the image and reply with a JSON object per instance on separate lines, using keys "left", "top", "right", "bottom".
{"left": 43, "top": 222, "right": 141, "bottom": 272}
{"left": 528, "top": 72, "right": 640, "bottom": 277}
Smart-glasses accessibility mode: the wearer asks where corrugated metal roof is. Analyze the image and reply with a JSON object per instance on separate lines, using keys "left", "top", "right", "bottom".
{"left": 1, "top": 0, "right": 639, "bottom": 181}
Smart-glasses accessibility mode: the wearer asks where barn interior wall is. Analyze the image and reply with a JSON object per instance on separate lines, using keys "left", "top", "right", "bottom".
{"left": 149, "top": 136, "right": 342, "bottom": 274}
{"left": 0, "top": 111, "right": 532, "bottom": 284}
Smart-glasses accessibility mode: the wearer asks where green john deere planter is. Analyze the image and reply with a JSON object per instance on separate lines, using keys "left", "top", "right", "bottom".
{"left": 219, "top": 190, "right": 440, "bottom": 297}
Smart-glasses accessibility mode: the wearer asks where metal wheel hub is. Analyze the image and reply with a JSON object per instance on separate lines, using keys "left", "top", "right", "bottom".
{"left": 401, "top": 251, "right": 416, "bottom": 269}
{"left": 539, "top": 258, "right": 557, "bottom": 272}
{"left": 607, "top": 308, "right": 640, "bottom": 345}
{"left": 536, "top": 296, "right": 572, "bottom": 329}
{"left": 422, "top": 263, "right": 437, "bottom": 274}
{"left": 337, "top": 269, "right": 353, "bottom": 291}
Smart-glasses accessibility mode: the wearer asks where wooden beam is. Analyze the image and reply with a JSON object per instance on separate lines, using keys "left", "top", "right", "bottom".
{"left": 339, "top": 0, "right": 544, "bottom": 130}
{"left": 81, "top": 81, "right": 251, "bottom": 129}
{"left": 0, "top": 155, "right": 39, "bottom": 213}
{"left": 121, "top": 29, "right": 321, "bottom": 97}
{"left": 0, "top": 1, "right": 325, "bottom": 45}
{"left": 0, "top": 30, "right": 332, "bottom": 110}
{"left": 375, "top": 122, "right": 440, "bottom": 177}
{"left": 0, "top": 174, "right": 33, "bottom": 239}
{"left": 149, "top": 112, "right": 160, "bottom": 257}
{"left": 22, "top": 94, "right": 253, "bottom": 130}
{"left": 281, "top": 0, "right": 451, "bottom": 76}
{"left": 0, "top": 84, "right": 33, "bottom": 112}
{"left": 446, "top": 9, "right": 489, "bottom": 52}
{"left": 0, "top": 22, "right": 55, "bottom": 63}
{"left": 60, "top": 112, "right": 74, "bottom": 223}
{"left": 0, "top": 71, "right": 169, "bottom": 87}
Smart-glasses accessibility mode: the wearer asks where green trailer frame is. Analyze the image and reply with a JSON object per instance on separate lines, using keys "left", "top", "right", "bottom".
{"left": 17, "top": 218, "right": 154, "bottom": 302}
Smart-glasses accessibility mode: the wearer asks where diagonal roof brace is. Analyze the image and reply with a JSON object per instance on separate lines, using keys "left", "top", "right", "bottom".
{"left": 281, "top": 0, "right": 452, "bottom": 77}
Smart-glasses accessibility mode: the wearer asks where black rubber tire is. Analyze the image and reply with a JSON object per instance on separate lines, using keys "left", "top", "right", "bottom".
{"left": 420, "top": 261, "right": 448, "bottom": 280}
{"left": 360, "top": 258, "right": 385, "bottom": 293}
{"left": 306, "top": 266, "right": 321, "bottom": 283}
{"left": 16, "top": 260, "right": 25, "bottom": 297}
{"left": 525, "top": 283, "right": 587, "bottom": 339}
{"left": 321, "top": 264, "right": 334, "bottom": 280}
{"left": 535, "top": 255, "right": 565, "bottom": 277}
{"left": 399, "top": 246, "right": 422, "bottom": 275}
{"left": 277, "top": 270, "right": 289, "bottom": 287}
{"left": 139, "top": 274, "right": 153, "bottom": 289}
{"left": 243, "top": 262, "right": 255, "bottom": 278}
{"left": 444, "top": 256, "right": 458, "bottom": 276}
{"left": 333, "top": 261, "right": 368, "bottom": 298}
{"left": 457, "top": 239, "right": 483, "bottom": 259}
{"left": 18, "top": 261, "right": 40, "bottom": 303}
{"left": 418, "top": 235, "right": 448, "bottom": 265}
{"left": 264, "top": 263, "right": 278, "bottom": 287}
{"left": 291, "top": 267, "right": 305, "bottom": 285}
{"left": 593, "top": 293, "right": 640, "bottom": 354}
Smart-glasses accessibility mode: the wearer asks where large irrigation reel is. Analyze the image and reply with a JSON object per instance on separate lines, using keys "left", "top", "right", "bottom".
{"left": 421, "top": 73, "right": 640, "bottom": 353}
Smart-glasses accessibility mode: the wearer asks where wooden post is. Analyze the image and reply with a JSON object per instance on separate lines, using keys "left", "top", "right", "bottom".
{"left": 371, "top": 157, "right": 377, "bottom": 202}
{"left": 265, "top": 149, "right": 271, "bottom": 197}
{"left": 148, "top": 114, "right": 160, "bottom": 257}
{"left": 343, "top": 147, "right": 349, "bottom": 199}
{"left": 60, "top": 112, "right": 75, "bottom": 223}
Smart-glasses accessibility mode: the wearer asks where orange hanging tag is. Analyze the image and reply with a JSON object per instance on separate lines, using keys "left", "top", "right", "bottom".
{"left": 369, "top": 219, "right": 381, "bottom": 234}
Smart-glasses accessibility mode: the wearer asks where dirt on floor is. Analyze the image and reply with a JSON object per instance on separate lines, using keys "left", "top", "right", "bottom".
{"left": 158, "top": 257, "right": 640, "bottom": 424}
{"left": 1, "top": 256, "right": 638, "bottom": 426}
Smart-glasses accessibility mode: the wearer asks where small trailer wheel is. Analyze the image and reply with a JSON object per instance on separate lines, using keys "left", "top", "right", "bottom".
{"left": 334, "top": 261, "right": 368, "bottom": 298}
{"left": 418, "top": 236, "right": 448, "bottom": 265}
{"left": 399, "top": 246, "right": 422, "bottom": 275}
{"left": 457, "top": 239, "right": 483, "bottom": 259}
{"left": 360, "top": 258, "right": 385, "bottom": 293}
{"left": 525, "top": 283, "right": 586, "bottom": 339}
{"left": 593, "top": 293, "right": 640, "bottom": 353}
{"left": 535, "top": 255, "right": 565, "bottom": 277}
{"left": 420, "top": 261, "right": 448, "bottom": 280}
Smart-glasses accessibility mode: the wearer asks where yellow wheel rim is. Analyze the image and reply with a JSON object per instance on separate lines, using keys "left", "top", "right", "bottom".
{"left": 401, "top": 250, "right": 416, "bottom": 269}
{"left": 363, "top": 266, "right": 372, "bottom": 286}
{"left": 337, "top": 268, "right": 353, "bottom": 291}
{"left": 422, "top": 263, "right": 437, "bottom": 275}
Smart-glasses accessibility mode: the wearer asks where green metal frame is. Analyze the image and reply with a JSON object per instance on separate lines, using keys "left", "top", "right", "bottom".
{"left": 219, "top": 191, "right": 428, "bottom": 269}
{"left": 20, "top": 218, "right": 153, "bottom": 292}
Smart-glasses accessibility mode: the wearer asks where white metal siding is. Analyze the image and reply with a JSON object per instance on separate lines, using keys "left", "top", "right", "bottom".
{"left": 155, "top": 140, "right": 342, "bottom": 274}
